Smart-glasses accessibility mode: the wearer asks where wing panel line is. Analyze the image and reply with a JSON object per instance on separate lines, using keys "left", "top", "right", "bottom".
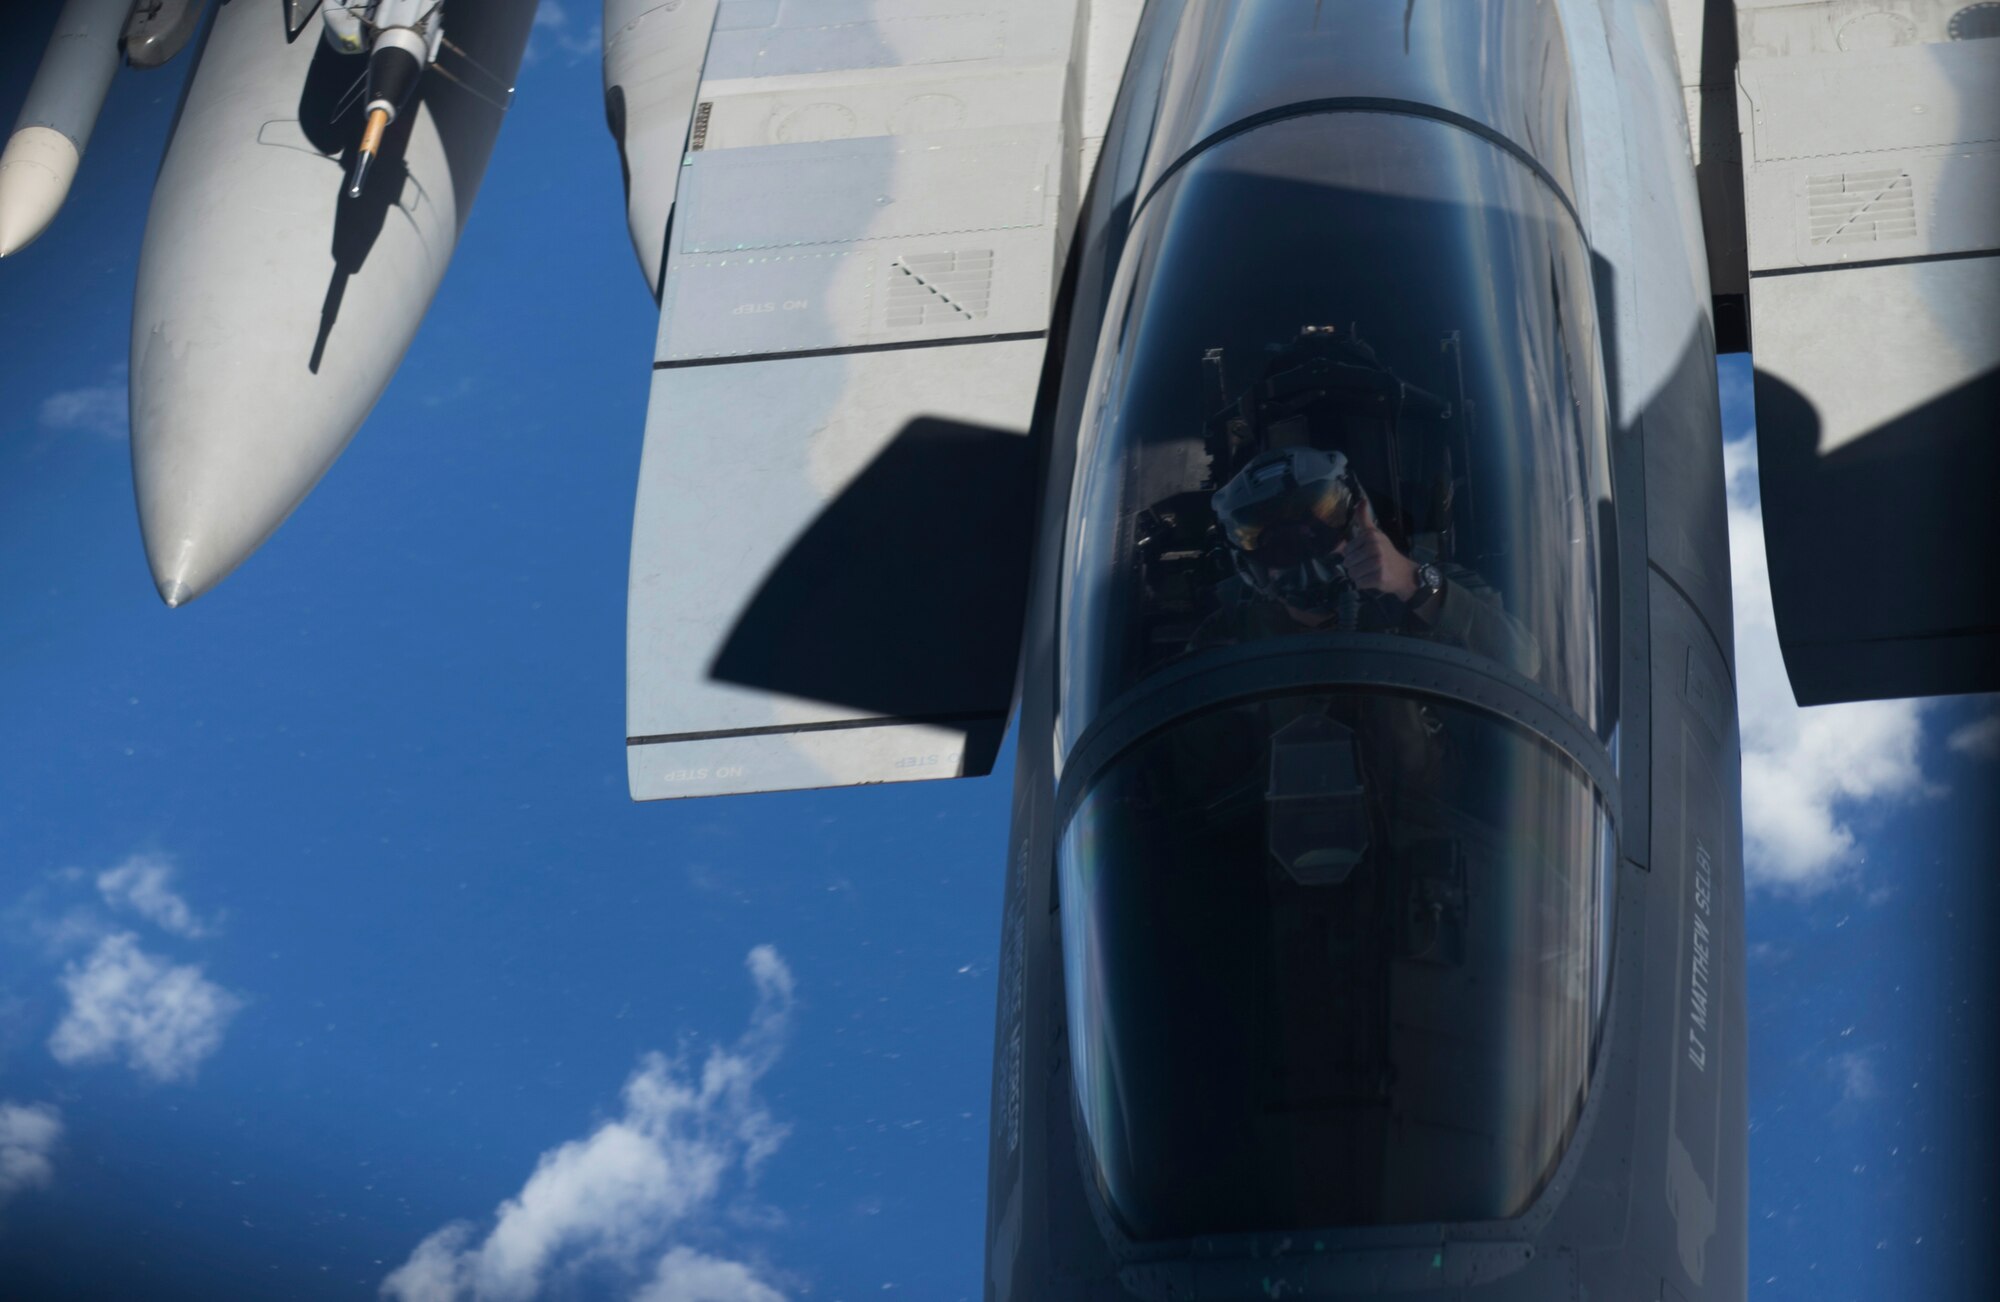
{"left": 629, "top": 710, "right": 1009, "bottom": 746}
{"left": 651, "top": 329, "right": 1048, "bottom": 370}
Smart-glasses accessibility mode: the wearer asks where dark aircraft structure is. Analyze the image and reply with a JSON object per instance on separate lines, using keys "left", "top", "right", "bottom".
{"left": 6, "top": 1, "right": 1995, "bottom": 1300}
{"left": 981, "top": 10, "right": 1733, "bottom": 1298}
{"left": 633, "top": 3, "right": 1995, "bottom": 1298}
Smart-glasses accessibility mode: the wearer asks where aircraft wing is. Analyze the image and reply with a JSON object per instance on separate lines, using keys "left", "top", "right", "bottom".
{"left": 622, "top": 0, "right": 1143, "bottom": 800}
{"left": 1677, "top": 0, "right": 1999, "bottom": 705}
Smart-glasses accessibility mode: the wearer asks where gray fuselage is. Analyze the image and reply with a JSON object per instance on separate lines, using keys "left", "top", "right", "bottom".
{"left": 984, "top": 3, "right": 1745, "bottom": 1298}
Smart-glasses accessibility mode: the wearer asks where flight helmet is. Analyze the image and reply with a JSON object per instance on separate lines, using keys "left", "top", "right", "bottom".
{"left": 1213, "top": 446, "right": 1363, "bottom": 614}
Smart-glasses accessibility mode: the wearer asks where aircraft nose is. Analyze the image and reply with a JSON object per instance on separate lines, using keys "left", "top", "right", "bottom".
{"left": 128, "top": 136, "right": 444, "bottom": 607}
{"left": 126, "top": 0, "right": 457, "bottom": 609}
{"left": 133, "top": 430, "right": 298, "bottom": 610}
{"left": 130, "top": 334, "right": 365, "bottom": 609}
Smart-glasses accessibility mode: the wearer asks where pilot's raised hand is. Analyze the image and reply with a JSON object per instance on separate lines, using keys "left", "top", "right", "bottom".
{"left": 1334, "top": 498, "right": 1417, "bottom": 601}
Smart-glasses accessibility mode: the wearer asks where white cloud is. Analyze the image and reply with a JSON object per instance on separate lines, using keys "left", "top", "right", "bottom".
{"left": 26, "top": 904, "right": 110, "bottom": 955}
{"left": 1947, "top": 709, "right": 2000, "bottom": 760}
{"left": 527, "top": 1, "right": 601, "bottom": 64}
{"left": 381, "top": 947, "right": 796, "bottom": 1302}
{"left": 47, "top": 932, "right": 242, "bottom": 1083}
{"left": 0, "top": 1101, "right": 61, "bottom": 1204}
{"left": 1832, "top": 1050, "right": 1879, "bottom": 1105}
{"left": 1724, "top": 415, "right": 1934, "bottom": 890}
{"left": 38, "top": 366, "right": 127, "bottom": 439}
{"left": 632, "top": 1247, "right": 786, "bottom": 1302}
{"left": 96, "top": 854, "right": 214, "bottom": 939}
{"left": 383, "top": 1225, "right": 481, "bottom": 1301}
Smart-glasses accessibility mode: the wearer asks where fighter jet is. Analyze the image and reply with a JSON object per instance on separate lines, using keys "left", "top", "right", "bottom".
{"left": 613, "top": 3, "right": 1996, "bottom": 1300}
{"left": 8, "top": 1, "right": 1995, "bottom": 1300}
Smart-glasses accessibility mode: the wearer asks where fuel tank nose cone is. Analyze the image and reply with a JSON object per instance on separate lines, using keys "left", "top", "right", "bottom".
{"left": 0, "top": 127, "right": 80, "bottom": 256}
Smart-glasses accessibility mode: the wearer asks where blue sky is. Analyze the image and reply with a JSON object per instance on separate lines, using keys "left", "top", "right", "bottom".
{"left": 1, "top": 7, "right": 1994, "bottom": 1301}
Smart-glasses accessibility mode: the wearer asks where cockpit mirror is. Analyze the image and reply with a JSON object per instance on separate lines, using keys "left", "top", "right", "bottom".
{"left": 1264, "top": 712, "right": 1370, "bottom": 884}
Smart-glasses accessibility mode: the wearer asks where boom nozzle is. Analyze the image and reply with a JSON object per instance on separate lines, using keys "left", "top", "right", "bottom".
{"left": 338, "top": 3, "right": 440, "bottom": 200}
{"left": 347, "top": 107, "right": 390, "bottom": 199}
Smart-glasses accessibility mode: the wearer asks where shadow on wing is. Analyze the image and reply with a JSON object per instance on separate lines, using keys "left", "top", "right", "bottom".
{"left": 1754, "top": 365, "right": 2000, "bottom": 704}
{"left": 709, "top": 415, "right": 1038, "bottom": 776}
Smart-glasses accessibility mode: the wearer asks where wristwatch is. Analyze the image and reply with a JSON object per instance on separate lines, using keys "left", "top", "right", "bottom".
{"left": 1410, "top": 561, "right": 1444, "bottom": 614}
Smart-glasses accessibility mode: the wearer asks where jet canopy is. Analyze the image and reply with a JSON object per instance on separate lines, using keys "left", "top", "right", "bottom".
{"left": 1054, "top": 113, "right": 1620, "bottom": 1242}
{"left": 1060, "top": 113, "right": 1616, "bottom": 755}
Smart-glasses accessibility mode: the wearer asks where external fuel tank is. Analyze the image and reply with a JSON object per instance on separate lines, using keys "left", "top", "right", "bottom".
{"left": 0, "top": 0, "right": 131, "bottom": 257}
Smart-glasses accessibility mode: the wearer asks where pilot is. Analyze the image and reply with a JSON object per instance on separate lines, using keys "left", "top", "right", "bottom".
{"left": 1199, "top": 446, "right": 1540, "bottom": 678}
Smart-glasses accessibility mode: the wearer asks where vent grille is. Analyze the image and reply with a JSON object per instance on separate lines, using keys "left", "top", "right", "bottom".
{"left": 1808, "top": 170, "right": 1917, "bottom": 245}
{"left": 887, "top": 250, "right": 993, "bottom": 327}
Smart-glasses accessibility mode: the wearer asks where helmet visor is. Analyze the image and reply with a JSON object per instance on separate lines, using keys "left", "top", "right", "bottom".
{"left": 1223, "top": 476, "right": 1355, "bottom": 566}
